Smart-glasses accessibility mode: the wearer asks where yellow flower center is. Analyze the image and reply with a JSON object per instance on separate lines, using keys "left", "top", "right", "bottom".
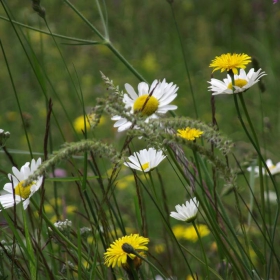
{"left": 141, "top": 162, "right": 150, "bottom": 171}
{"left": 133, "top": 95, "right": 159, "bottom": 116}
{"left": 14, "top": 181, "right": 33, "bottom": 199}
{"left": 269, "top": 165, "right": 276, "bottom": 170}
{"left": 227, "top": 78, "right": 248, "bottom": 89}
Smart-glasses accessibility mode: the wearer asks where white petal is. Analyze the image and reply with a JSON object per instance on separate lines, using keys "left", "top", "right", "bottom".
{"left": 3, "top": 183, "right": 13, "bottom": 193}
{"left": 138, "top": 82, "right": 149, "bottom": 96}
{"left": 12, "top": 166, "right": 24, "bottom": 181}
{"left": 125, "top": 83, "right": 138, "bottom": 100}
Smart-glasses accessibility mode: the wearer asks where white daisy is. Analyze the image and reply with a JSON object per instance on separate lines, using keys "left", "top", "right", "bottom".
{"left": 170, "top": 197, "right": 199, "bottom": 222}
{"left": 247, "top": 159, "right": 280, "bottom": 177}
{"left": 124, "top": 148, "right": 166, "bottom": 172}
{"left": 112, "top": 79, "right": 178, "bottom": 132}
{"left": 208, "top": 68, "right": 266, "bottom": 95}
{"left": 0, "top": 158, "right": 43, "bottom": 211}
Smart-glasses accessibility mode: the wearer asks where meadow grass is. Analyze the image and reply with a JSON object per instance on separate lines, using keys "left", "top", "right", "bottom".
{"left": 0, "top": 0, "right": 279, "bottom": 279}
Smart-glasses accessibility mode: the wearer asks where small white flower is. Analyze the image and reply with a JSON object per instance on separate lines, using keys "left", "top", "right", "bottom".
{"left": 124, "top": 148, "right": 166, "bottom": 172}
{"left": 247, "top": 159, "right": 280, "bottom": 176}
{"left": 54, "top": 219, "right": 72, "bottom": 231}
{"left": 112, "top": 79, "right": 178, "bottom": 132}
{"left": 170, "top": 197, "right": 199, "bottom": 222}
{"left": 0, "top": 158, "right": 43, "bottom": 210}
{"left": 0, "top": 129, "right": 10, "bottom": 146}
{"left": 208, "top": 68, "right": 266, "bottom": 95}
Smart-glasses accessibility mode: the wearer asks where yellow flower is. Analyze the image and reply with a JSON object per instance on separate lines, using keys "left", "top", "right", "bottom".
{"left": 177, "top": 127, "right": 203, "bottom": 141}
{"left": 172, "top": 224, "right": 210, "bottom": 242}
{"left": 184, "top": 224, "right": 210, "bottom": 242}
{"left": 73, "top": 115, "right": 90, "bottom": 133}
{"left": 209, "top": 53, "right": 251, "bottom": 74}
{"left": 104, "top": 234, "right": 149, "bottom": 268}
{"left": 116, "top": 175, "right": 135, "bottom": 190}
{"left": 154, "top": 244, "right": 165, "bottom": 254}
{"left": 172, "top": 224, "right": 186, "bottom": 239}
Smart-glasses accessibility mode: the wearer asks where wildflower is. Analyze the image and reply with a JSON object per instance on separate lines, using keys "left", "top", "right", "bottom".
{"left": 247, "top": 159, "right": 280, "bottom": 176}
{"left": 172, "top": 223, "right": 210, "bottom": 242}
{"left": 73, "top": 115, "right": 90, "bottom": 133}
{"left": 172, "top": 224, "right": 187, "bottom": 239}
{"left": 0, "top": 129, "right": 10, "bottom": 146}
{"left": 209, "top": 53, "right": 251, "bottom": 74}
{"left": 50, "top": 168, "right": 67, "bottom": 178}
{"left": 124, "top": 148, "right": 166, "bottom": 172}
{"left": 112, "top": 79, "right": 178, "bottom": 132}
{"left": 154, "top": 244, "right": 165, "bottom": 254}
{"left": 183, "top": 224, "right": 210, "bottom": 242}
{"left": 104, "top": 234, "right": 149, "bottom": 268}
{"left": 54, "top": 219, "right": 72, "bottom": 231}
{"left": 273, "top": 0, "right": 278, "bottom": 3}
{"left": 177, "top": 127, "right": 203, "bottom": 141}
{"left": 116, "top": 174, "right": 135, "bottom": 190}
{"left": 208, "top": 68, "right": 266, "bottom": 95}
{"left": 0, "top": 158, "right": 43, "bottom": 211}
{"left": 170, "top": 197, "right": 199, "bottom": 222}
{"left": 80, "top": 227, "right": 92, "bottom": 237}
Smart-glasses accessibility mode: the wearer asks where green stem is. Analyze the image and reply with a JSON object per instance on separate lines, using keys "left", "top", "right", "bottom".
{"left": 168, "top": 3, "right": 198, "bottom": 118}
{"left": 106, "top": 43, "right": 146, "bottom": 82}
{"left": 31, "top": 200, "right": 96, "bottom": 269}
{"left": 0, "top": 40, "right": 33, "bottom": 158}
{"left": 64, "top": 0, "right": 146, "bottom": 82}
{"left": 95, "top": 0, "right": 109, "bottom": 39}
{"left": 232, "top": 93, "right": 267, "bottom": 276}
{"left": 0, "top": 16, "right": 102, "bottom": 44}
{"left": 247, "top": 161, "right": 256, "bottom": 229}
{"left": 192, "top": 221, "right": 210, "bottom": 279}
{"left": 148, "top": 172, "right": 157, "bottom": 200}
{"left": 132, "top": 251, "right": 166, "bottom": 279}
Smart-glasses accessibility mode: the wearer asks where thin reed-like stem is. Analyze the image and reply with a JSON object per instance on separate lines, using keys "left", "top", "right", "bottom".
{"left": 168, "top": 2, "right": 198, "bottom": 118}
{"left": 192, "top": 221, "right": 210, "bottom": 279}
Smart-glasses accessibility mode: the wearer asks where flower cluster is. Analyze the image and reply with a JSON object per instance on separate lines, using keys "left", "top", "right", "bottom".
{"left": 208, "top": 53, "right": 266, "bottom": 95}
{"left": 54, "top": 219, "right": 72, "bottom": 231}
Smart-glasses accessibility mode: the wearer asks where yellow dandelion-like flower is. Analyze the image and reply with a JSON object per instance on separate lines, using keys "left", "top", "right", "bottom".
{"left": 172, "top": 224, "right": 210, "bottom": 242}
{"left": 172, "top": 224, "right": 186, "bottom": 239}
{"left": 183, "top": 224, "right": 210, "bottom": 242}
{"left": 177, "top": 127, "right": 203, "bottom": 141}
{"left": 73, "top": 115, "right": 91, "bottom": 133}
{"left": 104, "top": 234, "right": 149, "bottom": 268}
{"left": 209, "top": 53, "right": 251, "bottom": 74}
